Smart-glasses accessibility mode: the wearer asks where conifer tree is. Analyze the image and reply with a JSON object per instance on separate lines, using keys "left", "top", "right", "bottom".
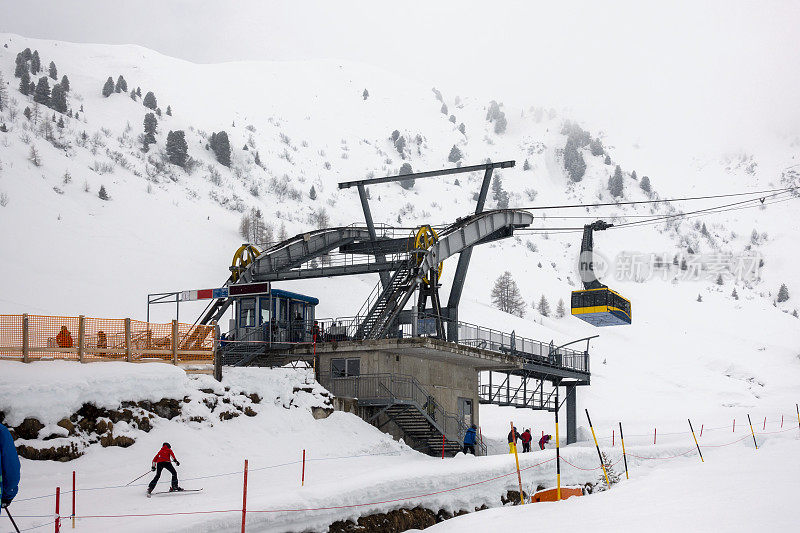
{"left": 640, "top": 175, "right": 651, "bottom": 193}
{"left": 142, "top": 91, "right": 157, "bottom": 110}
{"left": 491, "top": 272, "right": 526, "bottom": 317}
{"left": 494, "top": 112, "right": 507, "bottom": 134}
{"left": 19, "top": 70, "right": 31, "bottom": 95}
{"left": 448, "top": 144, "right": 462, "bottom": 163}
{"left": 564, "top": 137, "right": 586, "bottom": 181}
{"left": 492, "top": 176, "right": 509, "bottom": 209}
{"left": 129, "top": 90, "right": 136, "bottom": 101}
{"left": 523, "top": 159, "right": 531, "bottom": 171}
{"left": 136, "top": 87, "right": 142, "bottom": 97}
{"left": 60, "top": 74, "right": 70, "bottom": 92}
{"left": 50, "top": 83, "right": 67, "bottom": 113}
{"left": 165, "top": 130, "right": 189, "bottom": 167}
{"left": 441, "top": 102, "right": 448, "bottom": 114}
{"left": 398, "top": 162, "right": 414, "bottom": 190}
{"left": 98, "top": 185, "right": 109, "bottom": 200}
{"left": 48, "top": 61, "right": 57, "bottom": 80}
{"left": 210, "top": 130, "right": 231, "bottom": 166}
{"left": 604, "top": 154, "right": 611, "bottom": 165}
{"left": 777, "top": 283, "right": 790, "bottom": 303}
{"left": 142, "top": 112, "right": 157, "bottom": 150}
{"left": 30, "top": 50, "right": 41, "bottom": 74}
{"left": 102, "top": 77, "right": 114, "bottom": 97}
{"left": 589, "top": 137, "right": 604, "bottom": 156}
{"left": 609, "top": 165, "right": 624, "bottom": 198}
{"left": 715, "top": 274, "right": 723, "bottom": 286}
{"left": 556, "top": 298, "right": 566, "bottom": 318}
{"left": 33, "top": 76, "right": 50, "bottom": 105}
{"left": 362, "top": 88, "right": 369, "bottom": 100}
{"left": 23, "top": 106, "right": 32, "bottom": 120}
{"left": 14, "top": 53, "right": 28, "bottom": 78}
{"left": 537, "top": 295, "right": 551, "bottom": 317}
{"left": 458, "top": 123, "right": 466, "bottom": 134}
{"left": 309, "top": 185, "right": 317, "bottom": 200}
{"left": 166, "top": 105, "right": 172, "bottom": 116}
{"left": 115, "top": 75, "right": 127, "bottom": 93}
{"left": 731, "top": 288, "right": 739, "bottom": 300}
{"left": 254, "top": 151, "right": 261, "bottom": 167}
{"left": 57, "top": 116, "right": 65, "bottom": 128}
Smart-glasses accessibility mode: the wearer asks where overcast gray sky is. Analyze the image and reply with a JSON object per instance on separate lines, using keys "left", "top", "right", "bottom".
{"left": 3, "top": 1, "right": 799, "bottom": 150}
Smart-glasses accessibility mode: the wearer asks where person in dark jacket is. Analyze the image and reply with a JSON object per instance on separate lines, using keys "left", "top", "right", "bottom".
{"left": 521, "top": 428, "right": 533, "bottom": 453}
{"left": 539, "top": 434, "right": 552, "bottom": 450}
{"left": 463, "top": 424, "right": 477, "bottom": 455}
{"left": 0, "top": 423, "right": 21, "bottom": 510}
{"left": 507, "top": 426, "right": 521, "bottom": 454}
{"left": 147, "top": 442, "right": 182, "bottom": 495}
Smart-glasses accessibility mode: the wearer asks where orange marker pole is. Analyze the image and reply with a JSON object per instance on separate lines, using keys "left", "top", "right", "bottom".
{"left": 619, "top": 422, "right": 629, "bottom": 479}
{"left": 241, "top": 459, "right": 248, "bottom": 533}
{"left": 688, "top": 419, "right": 704, "bottom": 463}
{"left": 747, "top": 414, "right": 758, "bottom": 449}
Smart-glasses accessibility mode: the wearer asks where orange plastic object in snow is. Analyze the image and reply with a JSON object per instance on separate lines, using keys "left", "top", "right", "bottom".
{"left": 532, "top": 487, "right": 583, "bottom": 502}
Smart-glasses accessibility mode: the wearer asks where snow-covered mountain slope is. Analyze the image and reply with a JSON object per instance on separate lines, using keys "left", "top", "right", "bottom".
{"left": 1, "top": 33, "right": 799, "bottom": 443}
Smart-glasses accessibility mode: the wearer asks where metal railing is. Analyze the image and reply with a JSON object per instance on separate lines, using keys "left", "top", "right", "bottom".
{"left": 321, "top": 372, "right": 486, "bottom": 456}
{"left": 312, "top": 314, "right": 590, "bottom": 375}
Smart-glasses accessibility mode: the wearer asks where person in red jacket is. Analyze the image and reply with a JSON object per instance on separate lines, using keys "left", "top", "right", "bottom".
{"left": 520, "top": 429, "right": 533, "bottom": 452}
{"left": 539, "top": 434, "right": 552, "bottom": 450}
{"left": 147, "top": 442, "right": 182, "bottom": 495}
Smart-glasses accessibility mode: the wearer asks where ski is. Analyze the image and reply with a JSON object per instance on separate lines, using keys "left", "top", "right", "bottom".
{"left": 147, "top": 488, "right": 203, "bottom": 497}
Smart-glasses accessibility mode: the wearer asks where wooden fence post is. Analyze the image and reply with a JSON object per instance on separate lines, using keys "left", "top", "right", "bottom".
{"left": 125, "top": 318, "right": 132, "bottom": 362}
{"left": 22, "top": 313, "right": 30, "bottom": 363}
{"left": 78, "top": 315, "right": 85, "bottom": 363}
{"left": 171, "top": 320, "right": 178, "bottom": 365}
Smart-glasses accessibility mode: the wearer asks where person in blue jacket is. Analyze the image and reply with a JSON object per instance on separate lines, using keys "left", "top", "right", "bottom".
{"left": 462, "top": 424, "right": 478, "bottom": 455}
{"left": 1, "top": 422, "right": 21, "bottom": 510}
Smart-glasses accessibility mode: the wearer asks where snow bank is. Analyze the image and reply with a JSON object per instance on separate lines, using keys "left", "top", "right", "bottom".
{"left": 0, "top": 360, "right": 191, "bottom": 426}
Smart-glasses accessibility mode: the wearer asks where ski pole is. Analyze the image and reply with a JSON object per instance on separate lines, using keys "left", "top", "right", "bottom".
{"left": 125, "top": 470, "right": 152, "bottom": 486}
{"left": 4, "top": 507, "right": 22, "bottom": 533}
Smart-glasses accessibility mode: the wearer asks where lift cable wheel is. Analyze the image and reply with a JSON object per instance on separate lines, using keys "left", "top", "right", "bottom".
{"left": 411, "top": 225, "right": 443, "bottom": 286}
{"left": 230, "top": 244, "right": 261, "bottom": 282}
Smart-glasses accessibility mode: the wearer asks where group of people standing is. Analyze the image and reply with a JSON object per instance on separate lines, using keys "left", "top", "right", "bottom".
{"left": 508, "top": 426, "right": 552, "bottom": 453}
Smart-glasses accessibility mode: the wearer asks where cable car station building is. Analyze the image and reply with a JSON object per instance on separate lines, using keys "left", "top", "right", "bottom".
{"left": 200, "top": 162, "right": 595, "bottom": 456}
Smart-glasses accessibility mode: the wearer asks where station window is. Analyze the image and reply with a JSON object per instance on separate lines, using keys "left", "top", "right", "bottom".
{"left": 259, "top": 297, "right": 271, "bottom": 325}
{"left": 331, "top": 357, "right": 360, "bottom": 378}
{"left": 239, "top": 298, "right": 256, "bottom": 328}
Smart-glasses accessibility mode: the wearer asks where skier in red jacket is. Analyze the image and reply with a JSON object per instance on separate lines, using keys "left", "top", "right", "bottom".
{"left": 147, "top": 442, "right": 182, "bottom": 495}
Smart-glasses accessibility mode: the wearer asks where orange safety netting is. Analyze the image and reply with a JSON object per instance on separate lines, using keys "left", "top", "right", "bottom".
{"left": 0, "top": 314, "right": 215, "bottom": 364}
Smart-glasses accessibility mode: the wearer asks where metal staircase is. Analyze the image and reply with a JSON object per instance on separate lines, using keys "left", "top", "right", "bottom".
{"left": 323, "top": 373, "right": 486, "bottom": 456}
{"left": 353, "top": 261, "right": 415, "bottom": 340}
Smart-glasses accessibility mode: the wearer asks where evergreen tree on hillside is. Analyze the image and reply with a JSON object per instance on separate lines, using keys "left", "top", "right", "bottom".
{"left": 30, "top": 50, "right": 41, "bottom": 74}
{"left": 491, "top": 271, "right": 526, "bottom": 317}
{"left": 60, "top": 75, "right": 70, "bottom": 92}
{"left": 115, "top": 75, "right": 127, "bottom": 93}
{"left": 48, "top": 61, "right": 57, "bottom": 80}
{"left": 136, "top": 87, "right": 142, "bottom": 97}
{"left": 33, "top": 76, "right": 50, "bottom": 105}
{"left": 14, "top": 53, "right": 28, "bottom": 78}
{"left": 19, "top": 70, "right": 31, "bottom": 95}
{"left": 458, "top": 122, "right": 466, "bottom": 135}
{"left": 486, "top": 100, "right": 501, "bottom": 121}
{"left": 98, "top": 185, "right": 109, "bottom": 200}
{"left": 777, "top": 283, "right": 790, "bottom": 302}
{"left": 640, "top": 175, "right": 651, "bottom": 194}
{"left": 362, "top": 88, "right": 369, "bottom": 100}
{"left": 523, "top": 159, "right": 531, "bottom": 171}
{"left": 398, "top": 162, "right": 414, "bottom": 190}
{"left": 166, "top": 105, "right": 172, "bottom": 116}
{"left": 537, "top": 294, "right": 551, "bottom": 317}
{"left": 731, "top": 288, "right": 739, "bottom": 300}
{"left": 556, "top": 298, "right": 566, "bottom": 318}
{"left": 448, "top": 144, "right": 462, "bottom": 163}
{"left": 309, "top": 185, "right": 317, "bottom": 200}
{"left": 50, "top": 83, "right": 67, "bottom": 113}
{"left": 143, "top": 91, "right": 157, "bottom": 110}
{"left": 29, "top": 81, "right": 35, "bottom": 95}
{"left": 102, "top": 77, "right": 114, "bottom": 97}
{"left": 492, "top": 176, "right": 509, "bottom": 208}
{"left": 589, "top": 137, "right": 604, "bottom": 156}
{"left": 142, "top": 112, "right": 158, "bottom": 150}
{"left": 564, "top": 138, "right": 586, "bottom": 182}
{"left": 441, "top": 103, "right": 448, "bottom": 114}
{"left": 608, "top": 165, "right": 624, "bottom": 198}
{"left": 210, "top": 131, "right": 231, "bottom": 166}
{"left": 631, "top": 170, "right": 638, "bottom": 181}
{"left": 23, "top": 107, "right": 31, "bottom": 120}
{"left": 129, "top": 90, "right": 136, "bottom": 101}
{"left": 165, "top": 130, "right": 188, "bottom": 167}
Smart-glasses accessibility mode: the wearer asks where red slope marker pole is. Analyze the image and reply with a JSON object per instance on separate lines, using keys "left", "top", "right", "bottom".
{"left": 653, "top": 427, "right": 657, "bottom": 445}
{"left": 700, "top": 424, "right": 703, "bottom": 437}
{"left": 612, "top": 429, "right": 615, "bottom": 447}
{"left": 733, "top": 419, "right": 735, "bottom": 433}
{"left": 763, "top": 417, "right": 766, "bottom": 431}
{"left": 241, "top": 459, "right": 248, "bottom": 533}
{"left": 781, "top": 414, "right": 783, "bottom": 428}
{"left": 301, "top": 449, "right": 306, "bottom": 487}
{"left": 55, "top": 487, "right": 60, "bottom": 533}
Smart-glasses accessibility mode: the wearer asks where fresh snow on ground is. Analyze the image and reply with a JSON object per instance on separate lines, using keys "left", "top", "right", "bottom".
{"left": 1, "top": 31, "right": 799, "bottom": 532}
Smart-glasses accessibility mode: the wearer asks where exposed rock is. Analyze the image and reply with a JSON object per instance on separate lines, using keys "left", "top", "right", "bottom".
{"left": 17, "top": 443, "right": 81, "bottom": 462}
{"left": 15, "top": 418, "right": 44, "bottom": 440}
{"left": 248, "top": 393, "right": 261, "bottom": 404}
{"left": 189, "top": 416, "right": 206, "bottom": 423}
{"left": 329, "top": 507, "right": 438, "bottom": 532}
{"left": 243, "top": 407, "right": 257, "bottom": 417}
{"left": 501, "top": 490, "right": 528, "bottom": 505}
{"left": 57, "top": 418, "right": 75, "bottom": 435}
{"left": 203, "top": 397, "right": 218, "bottom": 411}
{"left": 108, "top": 409, "right": 134, "bottom": 424}
{"left": 135, "top": 417, "right": 152, "bottom": 432}
{"left": 312, "top": 407, "right": 334, "bottom": 420}
{"left": 95, "top": 419, "right": 109, "bottom": 434}
{"left": 101, "top": 435, "right": 135, "bottom": 448}
{"left": 152, "top": 399, "right": 181, "bottom": 420}
{"left": 219, "top": 411, "right": 239, "bottom": 421}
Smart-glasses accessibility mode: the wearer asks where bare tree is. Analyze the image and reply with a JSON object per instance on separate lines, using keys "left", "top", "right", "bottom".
{"left": 490, "top": 271, "right": 526, "bottom": 317}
